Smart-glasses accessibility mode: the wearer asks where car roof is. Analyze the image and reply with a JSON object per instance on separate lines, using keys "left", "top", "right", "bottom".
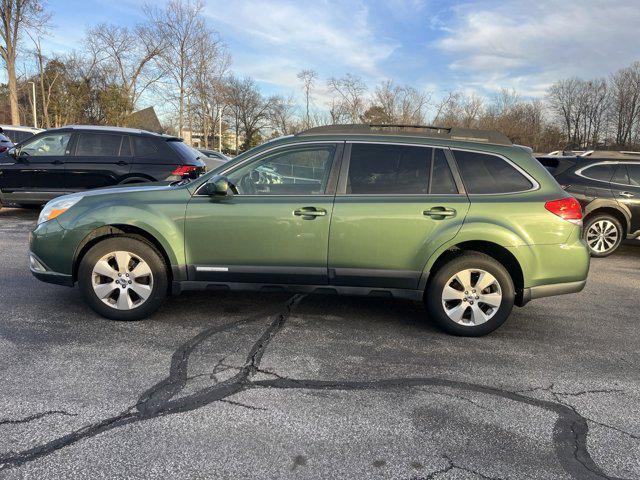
{"left": 296, "top": 124, "right": 513, "bottom": 147}
{"left": 45, "top": 125, "right": 180, "bottom": 140}
{"left": 0, "top": 125, "right": 44, "bottom": 133}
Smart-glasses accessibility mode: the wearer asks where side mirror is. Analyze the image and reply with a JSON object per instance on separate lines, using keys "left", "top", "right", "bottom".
{"left": 201, "top": 175, "right": 233, "bottom": 197}
{"left": 7, "top": 147, "right": 17, "bottom": 159}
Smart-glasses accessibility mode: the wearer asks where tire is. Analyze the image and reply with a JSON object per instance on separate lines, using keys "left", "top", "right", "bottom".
{"left": 78, "top": 236, "right": 168, "bottom": 321}
{"left": 583, "top": 214, "right": 623, "bottom": 257}
{"left": 425, "top": 252, "right": 515, "bottom": 336}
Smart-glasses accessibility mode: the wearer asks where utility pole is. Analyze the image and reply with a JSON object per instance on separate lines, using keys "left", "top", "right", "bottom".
{"left": 218, "top": 106, "right": 223, "bottom": 152}
{"left": 28, "top": 81, "right": 37, "bottom": 128}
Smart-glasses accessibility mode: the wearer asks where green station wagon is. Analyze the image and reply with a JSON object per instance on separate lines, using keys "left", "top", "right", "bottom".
{"left": 29, "top": 125, "right": 590, "bottom": 336}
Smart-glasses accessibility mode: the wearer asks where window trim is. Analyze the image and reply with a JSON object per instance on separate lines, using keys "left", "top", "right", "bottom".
{"left": 194, "top": 141, "right": 343, "bottom": 197}
{"left": 336, "top": 141, "right": 464, "bottom": 196}
{"left": 450, "top": 147, "right": 540, "bottom": 195}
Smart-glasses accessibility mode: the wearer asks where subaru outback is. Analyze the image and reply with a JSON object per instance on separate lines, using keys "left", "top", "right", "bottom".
{"left": 29, "top": 124, "right": 590, "bottom": 336}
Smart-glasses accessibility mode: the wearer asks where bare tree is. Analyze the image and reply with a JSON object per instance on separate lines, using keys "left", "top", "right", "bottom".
{"left": 146, "top": 0, "right": 213, "bottom": 136}
{"left": 269, "top": 94, "right": 299, "bottom": 136}
{"left": 297, "top": 69, "right": 317, "bottom": 128}
{"left": 327, "top": 73, "right": 367, "bottom": 123}
{"left": 225, "top": 76, "right": 273, "bottom": 152}
{"left": 0, "top": 0, "right": 47, "bottom": 124}
{"left": 85, "top": 22, "right": 166, "bottom": 118}
{"left": 609, "top": 62, "right": 640, "bottom": 146}
{"left": 189, "top": 30, "right": 230, "bottom": 148}
{"left": 371, "top": 80, "right": 431, "bottom": 125}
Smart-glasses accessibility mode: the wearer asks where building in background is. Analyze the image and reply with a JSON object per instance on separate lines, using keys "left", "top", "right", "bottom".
{"left": 124, "top": 107, "right": 163, "bottom": 133}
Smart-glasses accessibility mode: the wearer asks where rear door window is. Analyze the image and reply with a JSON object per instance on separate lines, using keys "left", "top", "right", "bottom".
{"left": 75, "top": 133, "right": 126, "bottom": 157}
{"left": 612, "top": 164, "right": 630, "bottom": 185}
{"left": 346, "top": 144, "right": 431, "bottom": 194}
{"left": 453, "top": 150, "right": 533, "bottom": 194}
{"left": 626, "top": 164, "right": 640, "bottom": 186}
{"left": 580, "top": 164, "right": 615, "bottom": 182}
{"left": 430, "top": 149, "right": 458, "bottom": 194}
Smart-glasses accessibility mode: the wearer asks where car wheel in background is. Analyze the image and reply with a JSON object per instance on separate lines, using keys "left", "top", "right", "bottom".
{"left": 425, "top": 252, "right": 515, "bottom": 336}
{"left": 584, "top": 214, "right": 623, "bottom": 257}
{"left": 78, "top": 236, "right": 168, "bottom": 320}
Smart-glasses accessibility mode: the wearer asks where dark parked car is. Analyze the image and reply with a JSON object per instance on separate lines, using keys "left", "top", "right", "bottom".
{"left": 0, "top": 130, "right": 14, "bottom": 154}
{"left": 538, "top": 151, "right": 640, "bottom": 256}
{"left": 0, "top": 125, "right": 44, "bottom": 145}
{"left": 0, "top": 126, "right": 206, "bottom": 207}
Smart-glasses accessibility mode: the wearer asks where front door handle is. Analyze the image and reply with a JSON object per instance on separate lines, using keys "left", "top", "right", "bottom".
{"left": 620, "top": 191, "right": 635, "bottom": 198}
{"left": 116, "top": 160, "right": 128, "bottom": 166}
{"left": 293, "top": 207, "right": 327, "bottom": 219}
{"left": 423, "top": 207, "right": 456, "bottom": 218}
{"left": 51, "top": 159, "right": 63, "bottom": 165}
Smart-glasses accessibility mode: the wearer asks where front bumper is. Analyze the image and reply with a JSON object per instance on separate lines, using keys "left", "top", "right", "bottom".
{"left": 29, "top": 252, "right": 74, "bottom": 286}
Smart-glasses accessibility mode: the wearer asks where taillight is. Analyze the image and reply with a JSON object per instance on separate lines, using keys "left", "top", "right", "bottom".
{"left": 0, "top": 146, "right": 8, "bottom": 153}
{"left": 544, "top": 197, "right": 582, "bottom": 224}
{"left": 171, "top": 165, "right": 198, "bottom": 177}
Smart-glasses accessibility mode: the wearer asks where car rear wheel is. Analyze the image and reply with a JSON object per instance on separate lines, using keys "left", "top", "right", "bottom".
{"left": 78, "top": 237, "right": 168, "bottom": 320}
{"left": 584, "top": 214, "right": 623, "bottom": 257}
{"left": 425, "top": 252, "right": 515, "bottom": 336}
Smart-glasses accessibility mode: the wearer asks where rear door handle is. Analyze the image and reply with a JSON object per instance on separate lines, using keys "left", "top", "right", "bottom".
{"left": 116, "top": 160, "right": 128, "bottom": 166}
{"left": 293, "top": 207, "right": 327, "bottom": 219}
{"left": 423, "top": 207, "right": 456, "bottom": 218}
{"left": 620, "top": 191, "right": 635, "bottom": 198}
{"left": 51, "top": 159, "right": 63, "bottom": 165}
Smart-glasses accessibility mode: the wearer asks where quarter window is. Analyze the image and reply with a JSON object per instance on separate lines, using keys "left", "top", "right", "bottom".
{"left": 20, "top": 133, "right": 71, "bottom": 157}
{"left": 133, "top": 137, "right": 158, "bottom": 156}
{"left": 227, "top": 145, "right": 335, "bottom": 195}
{"left": 347, "top": 144, "right": 431, "bottom": 194}
{"left": 453, "top": 150, "right": 533, "bottom": 194}
{"left": 580, "top": 164, "right": 614, "bottom": 182}
{"left": 75, "top": 133, "right": 125, "bottom": 157}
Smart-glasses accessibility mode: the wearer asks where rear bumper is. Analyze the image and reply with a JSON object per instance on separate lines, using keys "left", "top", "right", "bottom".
{"left": 519, "top": 279, "right": 586, "bottom": 306}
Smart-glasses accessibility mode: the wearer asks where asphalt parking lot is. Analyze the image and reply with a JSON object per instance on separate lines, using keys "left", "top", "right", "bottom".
{"left": 0, "top": 207, "right": 638, "bottom": 479}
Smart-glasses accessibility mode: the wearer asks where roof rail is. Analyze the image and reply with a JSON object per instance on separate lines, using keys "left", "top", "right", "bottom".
{"left": 296, "top": 123, "right": 512, "bottom": 146}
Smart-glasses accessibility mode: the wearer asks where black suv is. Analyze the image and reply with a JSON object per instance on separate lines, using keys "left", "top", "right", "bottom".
{"left": 538, "top": 151, "right": 640, "bottom": 256}
{"left": 0, "top": 126, "right": 206, "bottom": 207}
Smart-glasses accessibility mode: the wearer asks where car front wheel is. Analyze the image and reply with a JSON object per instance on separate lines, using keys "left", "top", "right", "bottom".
{"left": 425, "top": 252, "right": 515, "bottom": 336}
{"left": 78, "top": 237, "right": 168, "bottom": 320}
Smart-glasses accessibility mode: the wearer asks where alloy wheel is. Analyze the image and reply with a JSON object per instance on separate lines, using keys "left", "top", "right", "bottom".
{"left": 91, "top": 251, "right": 154, "bottom": 310}
{"left": 586, "top": 220, "right": 618, "bottom": 254}
{"left": 441, "top": 268, "right": 502, "bottom": 326}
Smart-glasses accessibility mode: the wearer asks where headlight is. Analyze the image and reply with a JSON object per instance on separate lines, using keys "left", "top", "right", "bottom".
{"left": 37, "top": 195, "right": 82, "bottom": 225}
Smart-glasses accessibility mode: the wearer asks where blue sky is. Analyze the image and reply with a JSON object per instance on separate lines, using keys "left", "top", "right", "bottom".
{"left": 44, "top": 0, "right": 640, "bottom": 108}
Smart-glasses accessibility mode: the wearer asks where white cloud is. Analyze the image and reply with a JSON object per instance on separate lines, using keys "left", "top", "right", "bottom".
{"left": 204, "top": 0, "right": 398, "bottom": 81}
{"left": 435, "top": 0, "right": 640, "bottom": 96}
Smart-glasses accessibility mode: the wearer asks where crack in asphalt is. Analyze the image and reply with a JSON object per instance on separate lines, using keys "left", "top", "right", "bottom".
{"left": 0, "top": 411, "right": 77, "bottom": 426}
{"left": 418, "top": 454, "right": 505, "bottom": 480}
{"left": 0, "top": 294, "right": 633, "bottom": 479}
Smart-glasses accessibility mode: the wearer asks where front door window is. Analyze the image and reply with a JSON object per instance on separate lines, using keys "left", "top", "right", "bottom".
{"left": 227, "top": 145, "right": 336, "bottom": 195}
{"left": 20, "top": 133, "right": 71, "bottom": 157}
